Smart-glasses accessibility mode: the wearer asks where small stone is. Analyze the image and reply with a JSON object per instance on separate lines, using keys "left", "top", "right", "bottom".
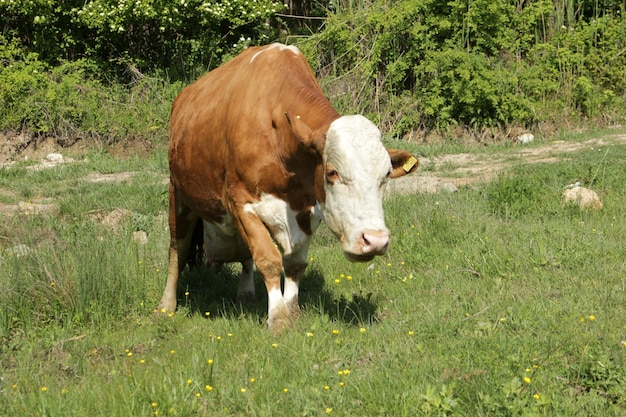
{"left": 562, "top": 186, "right": 603, "bottom": 210}
{"left": 132, "top": 231, "right": 148, "bottom": 245}
{"left": 46, "top": 153, "right": 64, "bottom": 163}
{"left": 517, "top": 133, "right": 534, "bottom": 144}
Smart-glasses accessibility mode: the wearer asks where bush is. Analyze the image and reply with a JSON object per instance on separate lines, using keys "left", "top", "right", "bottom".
{"left": 300, "top": 0, "right": 626, "bottom": 137}
{"left": 0, "top": 0, "right": 286, "bottom": 79}
{"left": 1, "top": 0, "right": 625, "bottom": 141}
{"left": 0, "top": 36, "right": 177, "bottom": 142}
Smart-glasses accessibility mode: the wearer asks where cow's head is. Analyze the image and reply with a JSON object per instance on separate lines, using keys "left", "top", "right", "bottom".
{"left": 287, "top": 114, "right": 418, "bottom": 262}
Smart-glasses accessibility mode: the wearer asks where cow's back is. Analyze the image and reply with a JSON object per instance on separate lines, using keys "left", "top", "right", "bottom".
{"left": 169, "top": 44, "right": 339, "bottom": 222}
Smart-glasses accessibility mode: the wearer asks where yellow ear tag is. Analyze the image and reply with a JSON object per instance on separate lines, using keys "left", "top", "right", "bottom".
{"left": 402, "top": 156, "right": 418, "bottom": 173}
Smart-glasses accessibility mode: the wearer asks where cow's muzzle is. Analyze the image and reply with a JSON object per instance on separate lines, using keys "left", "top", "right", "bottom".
{"left": 344, "top": 230, "right": 390, "bottom": 262}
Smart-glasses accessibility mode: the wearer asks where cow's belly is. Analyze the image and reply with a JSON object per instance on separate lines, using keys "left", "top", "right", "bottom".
{"left": 243, "top": 193, "right": 322, "bottom": 258}
{"left": 203, "top": 214, "right": 251, "bottom": 263}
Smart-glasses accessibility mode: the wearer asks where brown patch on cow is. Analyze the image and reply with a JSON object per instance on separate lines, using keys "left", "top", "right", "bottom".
{"left": 295, "top": 208, "right": 313, "bottom": 235}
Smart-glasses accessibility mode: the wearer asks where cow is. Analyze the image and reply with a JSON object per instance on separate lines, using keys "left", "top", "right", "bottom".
{"left": 158, "top": 43, "right": 419, "bottom": 331}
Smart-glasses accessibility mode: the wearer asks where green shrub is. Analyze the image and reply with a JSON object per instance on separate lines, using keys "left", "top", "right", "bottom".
{"left": 1, "top": 1, "right": 626, "bottom": 140}
{"left": 0, "top": 38, "right": 177, "bottom": 142}
{"left": 0, "top": 0, "right": 286, "bottom": 78}
{"left": 301, "top": 0, "right": 626, "bottom": 136}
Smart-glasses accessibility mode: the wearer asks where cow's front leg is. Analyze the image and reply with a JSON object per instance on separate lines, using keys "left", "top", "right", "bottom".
{"left": 234, "top": 208, "right": 290, "bottom": 332}
{"left": 282, "top": 244, "right": 310, "bottom": 318}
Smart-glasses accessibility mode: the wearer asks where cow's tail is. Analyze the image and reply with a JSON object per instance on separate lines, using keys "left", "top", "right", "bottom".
{"left": 187, "top": 218, "right": 204, "bottom": 268}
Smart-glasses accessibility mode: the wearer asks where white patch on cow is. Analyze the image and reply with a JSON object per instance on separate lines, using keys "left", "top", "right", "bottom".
{"left": 250, "top": 43, "right": 301, "bottom": 63}
{"left": 203, "top": 214, "right": 250, "bottom": 262}
{"left": 267, "top": 286, "right": 285, "bottom": 317}
{"left": 283, "top": 276, "right": 299, "bottom": 305}
{"left": 321, "top": 115, "right": 392, "bottom": 258}
{"left": 243, "top": 194, "right": 320, "bottom": 257}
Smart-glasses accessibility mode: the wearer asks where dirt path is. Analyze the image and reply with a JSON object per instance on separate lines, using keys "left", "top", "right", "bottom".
{"left": 386, "top": 133, "right": 626, "bottom": 195}
{"left": 1, "top": 131, "right": 626, "bottom": 199}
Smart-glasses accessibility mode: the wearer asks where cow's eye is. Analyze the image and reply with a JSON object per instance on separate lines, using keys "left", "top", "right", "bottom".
{"left": 326, "top": 166, "right": 339, "bottom": 183}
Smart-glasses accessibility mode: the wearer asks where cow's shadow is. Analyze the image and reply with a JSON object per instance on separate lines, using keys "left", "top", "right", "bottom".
{"left": 177, "top": 264, "right": 379, "bottom": 326}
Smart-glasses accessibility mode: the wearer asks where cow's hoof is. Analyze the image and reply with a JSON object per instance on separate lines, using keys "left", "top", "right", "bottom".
{"left": 286, "top": 298, "right": 301, "bottom": 318}
{"left": 155, "top": 298, "right": 177, "bottom": 317}
{"left": 268, "top": 305, "right": 292, "bottom": 333}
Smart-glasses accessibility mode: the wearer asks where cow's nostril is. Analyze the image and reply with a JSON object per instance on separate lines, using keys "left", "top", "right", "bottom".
{"left": 361, "top": 231, "right": 390, "bottom": 254}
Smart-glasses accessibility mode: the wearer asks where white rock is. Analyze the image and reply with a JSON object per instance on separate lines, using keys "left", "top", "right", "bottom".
{"left": 46, "top": 153, "right": 64, "bottom": 163}
{"left": 517, "top": 133, "right": 534, "bottom": 144}
{"left": 132, "top": 231, "right": 148, "bottom": 245}
{"left": 562, "top": 186, "right": 603, "bottom": 210}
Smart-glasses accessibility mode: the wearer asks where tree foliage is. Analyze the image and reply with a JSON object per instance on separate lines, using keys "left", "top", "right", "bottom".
{"left": 0, "top": 0, "right": 286, "bottom": 79}
{"left": 1, "top": 0, "right": 625, "bottom": 139}
{"left": 301, "top": 0, "right": 626, "bottom": 136}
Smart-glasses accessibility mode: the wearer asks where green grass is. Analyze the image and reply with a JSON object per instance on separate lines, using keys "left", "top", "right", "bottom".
{"left": 1, "top": 135, "right": 625, "bottom": 416}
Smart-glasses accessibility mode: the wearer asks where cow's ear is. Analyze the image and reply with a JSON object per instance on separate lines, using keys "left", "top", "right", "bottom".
{"left": 388, "top": 148, "right": 419, "bottom": 178}
{"left": 285, "top": 112, "right": 325, "bottom": 154}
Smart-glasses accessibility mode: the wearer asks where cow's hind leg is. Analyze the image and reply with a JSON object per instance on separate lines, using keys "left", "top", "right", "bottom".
{"left": 236, "top": 258, "right": 256, "bottom": 305}
{"left": 158, "top": 184, "right": 198, "bottom": 314}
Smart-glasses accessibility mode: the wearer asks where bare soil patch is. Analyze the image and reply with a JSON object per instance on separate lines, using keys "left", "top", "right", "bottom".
{"left": 1, "top": 130, "right": 625, "bottom": 203}
{"left": 386, "top": 133, "right": 626, "bottom": 195}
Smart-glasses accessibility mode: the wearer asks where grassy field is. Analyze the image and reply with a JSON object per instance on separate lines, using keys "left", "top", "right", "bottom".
{"left": 1, "top": 131, "right": 625, "bottom": 416}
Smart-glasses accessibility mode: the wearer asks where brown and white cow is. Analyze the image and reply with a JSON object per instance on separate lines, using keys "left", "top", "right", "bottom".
{"left": 158, "top": 43, "right": 418, "bottom": 331}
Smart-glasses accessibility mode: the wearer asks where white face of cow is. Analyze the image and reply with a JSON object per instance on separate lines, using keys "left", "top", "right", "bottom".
{"left": 321, "top": 115, "right": 392, "bottom": 261}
